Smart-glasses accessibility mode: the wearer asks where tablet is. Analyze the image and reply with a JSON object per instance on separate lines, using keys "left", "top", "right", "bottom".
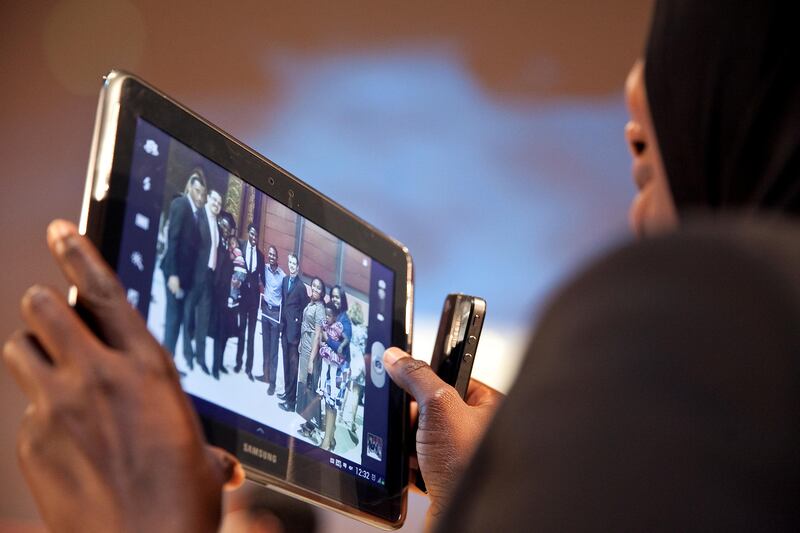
{"left": 78, "top": 70, "right": 412, "bottom": 529}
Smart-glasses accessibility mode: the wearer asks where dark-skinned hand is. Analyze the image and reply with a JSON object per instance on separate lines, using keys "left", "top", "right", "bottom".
{"left": 383, "top": 347, "right": 504, "bottom": 528}
{"left": 3, "top": 220, "right": 244, "bottom": 533}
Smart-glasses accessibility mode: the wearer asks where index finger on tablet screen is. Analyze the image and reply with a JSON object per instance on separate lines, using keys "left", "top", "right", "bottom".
{"left": 46, "top": 220, "right": 148, "bottom": 351}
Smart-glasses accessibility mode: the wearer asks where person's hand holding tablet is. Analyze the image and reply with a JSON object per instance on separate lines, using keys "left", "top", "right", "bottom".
{"left": 4, "top": 220, "right": 243, "bottom": 533}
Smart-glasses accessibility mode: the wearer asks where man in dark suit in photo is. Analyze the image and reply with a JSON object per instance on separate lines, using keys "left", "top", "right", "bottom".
{"left": 210, "top": 212, "right": 238, "bottom": 380}
{"left": 279, "top": 253, "right": 309, "bottom": 411}
{"left": 182, "top": 189, "right": 223, "bottom": 374}
{"left": 235, "top": 223, "right": 265, "bottom": 380}
{"left": 160, "top": 170, "right": 207, "bottom": 371}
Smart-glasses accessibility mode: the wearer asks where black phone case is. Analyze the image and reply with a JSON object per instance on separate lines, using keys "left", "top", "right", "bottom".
{"left": 414, "top": 294, "right": 485, "bottom": 492}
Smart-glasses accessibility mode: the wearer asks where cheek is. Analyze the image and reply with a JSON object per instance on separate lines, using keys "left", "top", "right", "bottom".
{"left": 628, "top": 192, "right": 647, "bottom": 238}
{"left": 629, "top": 185, "right": 679, "bottom": 238}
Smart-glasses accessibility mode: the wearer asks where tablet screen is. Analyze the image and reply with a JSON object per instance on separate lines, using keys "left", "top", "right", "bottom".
{"left": 115, "top": 116, "right": 395, "bottom": 488}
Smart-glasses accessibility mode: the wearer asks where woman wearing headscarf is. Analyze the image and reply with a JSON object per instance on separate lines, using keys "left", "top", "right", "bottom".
{"left": 385, "top": 0, "right": 800, "bottom": 529}
{"left": 626, "top": 0, "right": 800, "bottom": 238}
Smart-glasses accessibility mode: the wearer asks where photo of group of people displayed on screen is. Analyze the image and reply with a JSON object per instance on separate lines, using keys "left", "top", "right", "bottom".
{"left": 150, "top": 165, "right": 370, "bottom": 458}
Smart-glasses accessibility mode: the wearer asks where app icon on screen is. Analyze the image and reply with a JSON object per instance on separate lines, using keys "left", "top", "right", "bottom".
{"left": 134, "top": 213, "right": 150, "bottom": 231}
{"left": 143, "top": 139, "right": 159, "bottom": 156}
{"left": 130, "top": 251, "right": 144, "bottom": 271}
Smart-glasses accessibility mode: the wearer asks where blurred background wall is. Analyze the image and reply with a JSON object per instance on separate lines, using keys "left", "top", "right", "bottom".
{"left": 0, "top": 1, "right": 651, "bottom": 530}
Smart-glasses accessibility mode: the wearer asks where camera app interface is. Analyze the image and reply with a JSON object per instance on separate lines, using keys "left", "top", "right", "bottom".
{"left": 114, "top": 118, "right": 394, "bottom": 487}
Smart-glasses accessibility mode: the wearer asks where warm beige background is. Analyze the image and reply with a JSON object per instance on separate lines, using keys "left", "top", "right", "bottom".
{"left": 0, "top": 1, "right": 651, "bottom": 530}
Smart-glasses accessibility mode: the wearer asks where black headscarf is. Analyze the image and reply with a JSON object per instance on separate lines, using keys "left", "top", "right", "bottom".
{"left": 645, "top": 0, "right": 800, "bottom": 215}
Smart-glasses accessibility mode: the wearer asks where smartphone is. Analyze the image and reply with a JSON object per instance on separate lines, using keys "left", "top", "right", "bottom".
{"left": 430, "top": 294, "right": 486, "bottom": 398}
{"left": 414, "top": 293, "right": 486, "bottom": 492}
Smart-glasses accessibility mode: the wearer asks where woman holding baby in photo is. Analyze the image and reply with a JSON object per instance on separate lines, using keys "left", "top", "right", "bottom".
{"left": 315, "top": 285, "right": 352, "bottom": 451}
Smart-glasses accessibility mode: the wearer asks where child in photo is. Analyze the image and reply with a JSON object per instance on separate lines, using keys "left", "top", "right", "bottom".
{"left": 229, "top": 237, "right": 246, "bottom": 308}
{"left": 319, "top": 305, "right": 345, "bottom": 365}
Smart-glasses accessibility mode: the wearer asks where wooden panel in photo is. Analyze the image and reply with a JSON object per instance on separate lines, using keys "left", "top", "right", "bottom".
{"left": 300, "top": 220, "right": 338, "bottom": 289}
{"left": 342, "top": 244, "right": 370, "bottom": 296}
{"left": 259, "top": 197, "right": 298, "bottom": 267}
